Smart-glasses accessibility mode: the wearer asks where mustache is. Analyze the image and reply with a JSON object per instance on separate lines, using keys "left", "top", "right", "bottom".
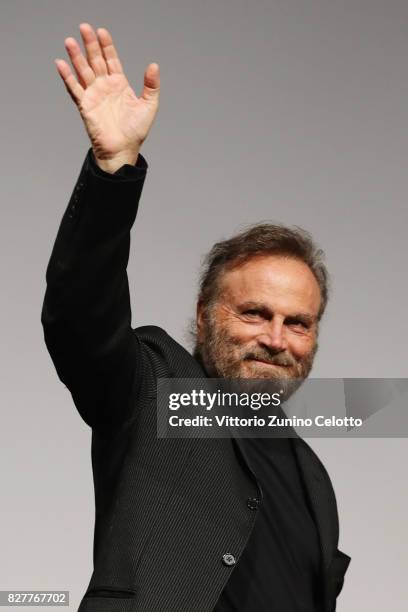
{"left": 243, "top": 350, "right": 296, "bottom": 367}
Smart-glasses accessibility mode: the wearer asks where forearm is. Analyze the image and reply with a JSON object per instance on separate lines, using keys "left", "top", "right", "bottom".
{"left": 42, "top": 148, "right": 147, "bottom": 321}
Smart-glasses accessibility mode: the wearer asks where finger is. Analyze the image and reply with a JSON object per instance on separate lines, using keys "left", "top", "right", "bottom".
{"left": 64, "top": 37, "right": 96, "bottom": 87}
{"left": 96, "top": 27, "right": 124, "bottom": 75}
{"left": 141, "top": 63, "right": 160, "bottom": 103}
{"left": 79, "top": 22, "right": 108, "bottom": 77}
{"left": 55, "top": 58, "right": 84, "bottom": 104}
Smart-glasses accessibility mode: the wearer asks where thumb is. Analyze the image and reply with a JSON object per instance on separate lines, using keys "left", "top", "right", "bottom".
{"left": 141, "top": 63, "right": 160, "bottom": 102}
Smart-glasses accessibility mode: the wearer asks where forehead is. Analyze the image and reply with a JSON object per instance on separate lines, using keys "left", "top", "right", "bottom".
{"left": 218, "top": 254, "right": 322, "bottom": 315}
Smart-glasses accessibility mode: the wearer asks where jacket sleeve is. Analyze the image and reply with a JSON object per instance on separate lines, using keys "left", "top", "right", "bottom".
{"left": 41, "top": 148, "right": 149, "bottom": 433}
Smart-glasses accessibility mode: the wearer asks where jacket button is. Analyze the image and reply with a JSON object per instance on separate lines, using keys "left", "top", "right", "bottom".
{"left": 222, "top": 553, "right": 236, "bottom": 566}
{"left": 247, "top": 497, "right": 260, "bottom": 510}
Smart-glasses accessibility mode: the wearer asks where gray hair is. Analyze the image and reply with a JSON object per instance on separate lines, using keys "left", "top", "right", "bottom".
{"left": 186, "top": 222, "right": 330, "bottom": 348}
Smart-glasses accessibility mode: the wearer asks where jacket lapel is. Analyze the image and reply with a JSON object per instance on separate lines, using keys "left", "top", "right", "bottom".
{"left": 230, "top": 427, "right": 337, "bottom": 573}
{"left": 290, "top": 436, "right": 337, "bottom": 571}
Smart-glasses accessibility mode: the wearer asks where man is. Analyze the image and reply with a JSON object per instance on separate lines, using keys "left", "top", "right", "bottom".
{"left": 41, "top": 23, "right": 350, "bottom": 612}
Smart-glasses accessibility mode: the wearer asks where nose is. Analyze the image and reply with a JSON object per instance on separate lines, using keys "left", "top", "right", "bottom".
{"left": 256, "top": 319, "right": 288, "bottom": 352}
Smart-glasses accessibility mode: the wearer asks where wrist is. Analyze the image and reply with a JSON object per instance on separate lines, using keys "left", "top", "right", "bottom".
{"left": 93, "top": 150, "right": 140, "bottom": 174}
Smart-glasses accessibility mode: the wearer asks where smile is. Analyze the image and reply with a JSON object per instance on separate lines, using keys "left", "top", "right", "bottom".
{"left": 250, "top": 359, "right": 288, "bottom": 368}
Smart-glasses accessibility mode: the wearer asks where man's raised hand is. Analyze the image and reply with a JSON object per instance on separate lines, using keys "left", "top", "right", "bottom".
{"left": 55, "top": 23, "right": 160, "bottom": 173}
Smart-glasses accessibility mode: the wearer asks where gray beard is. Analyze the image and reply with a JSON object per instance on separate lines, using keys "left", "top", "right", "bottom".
{"left": 193, "top": 314, "right": 317, "bottom": 403}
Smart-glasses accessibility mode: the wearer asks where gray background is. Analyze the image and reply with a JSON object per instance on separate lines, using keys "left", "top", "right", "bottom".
{"left": 1, "top": 0, "right": 407, "bottom": 609}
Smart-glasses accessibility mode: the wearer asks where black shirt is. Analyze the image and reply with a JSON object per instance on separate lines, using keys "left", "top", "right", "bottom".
{"left": 213, "top": 436, "right": 321, "bottom": 611}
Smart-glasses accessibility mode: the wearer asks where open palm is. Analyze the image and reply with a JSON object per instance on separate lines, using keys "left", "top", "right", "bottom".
{"left": 56, "top": 23, "right": 160, "bottom": 166}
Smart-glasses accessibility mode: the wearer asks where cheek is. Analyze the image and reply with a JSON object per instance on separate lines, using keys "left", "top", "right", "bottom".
{"left": 228, "top": 321, "right": 259, "bottom": 344}
{"left": 287, "top": 334, "right": 315, "bottom": 358}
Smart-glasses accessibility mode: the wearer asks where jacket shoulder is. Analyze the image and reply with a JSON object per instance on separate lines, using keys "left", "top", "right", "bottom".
{"left": 133, "top": 325, "right": 205, "bottom": 378}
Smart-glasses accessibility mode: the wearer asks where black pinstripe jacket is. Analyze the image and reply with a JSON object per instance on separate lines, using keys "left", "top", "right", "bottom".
{"left": 41, "top": 149, "right": 351, "bottom": 612}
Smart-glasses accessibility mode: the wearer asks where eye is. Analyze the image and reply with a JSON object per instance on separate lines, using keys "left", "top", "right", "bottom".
{"left": 242, "top": 309, "right": 265, "bottom": 320}
{"left": 243, "top": 309, "right": 263, "bottom": 317}
{"left": 287, "top": 318, "right": 309, "bottom": 330}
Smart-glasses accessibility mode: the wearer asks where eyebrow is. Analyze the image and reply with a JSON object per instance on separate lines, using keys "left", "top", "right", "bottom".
{"left": 237, "top": 301, "right": 317, "bottom": 325}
